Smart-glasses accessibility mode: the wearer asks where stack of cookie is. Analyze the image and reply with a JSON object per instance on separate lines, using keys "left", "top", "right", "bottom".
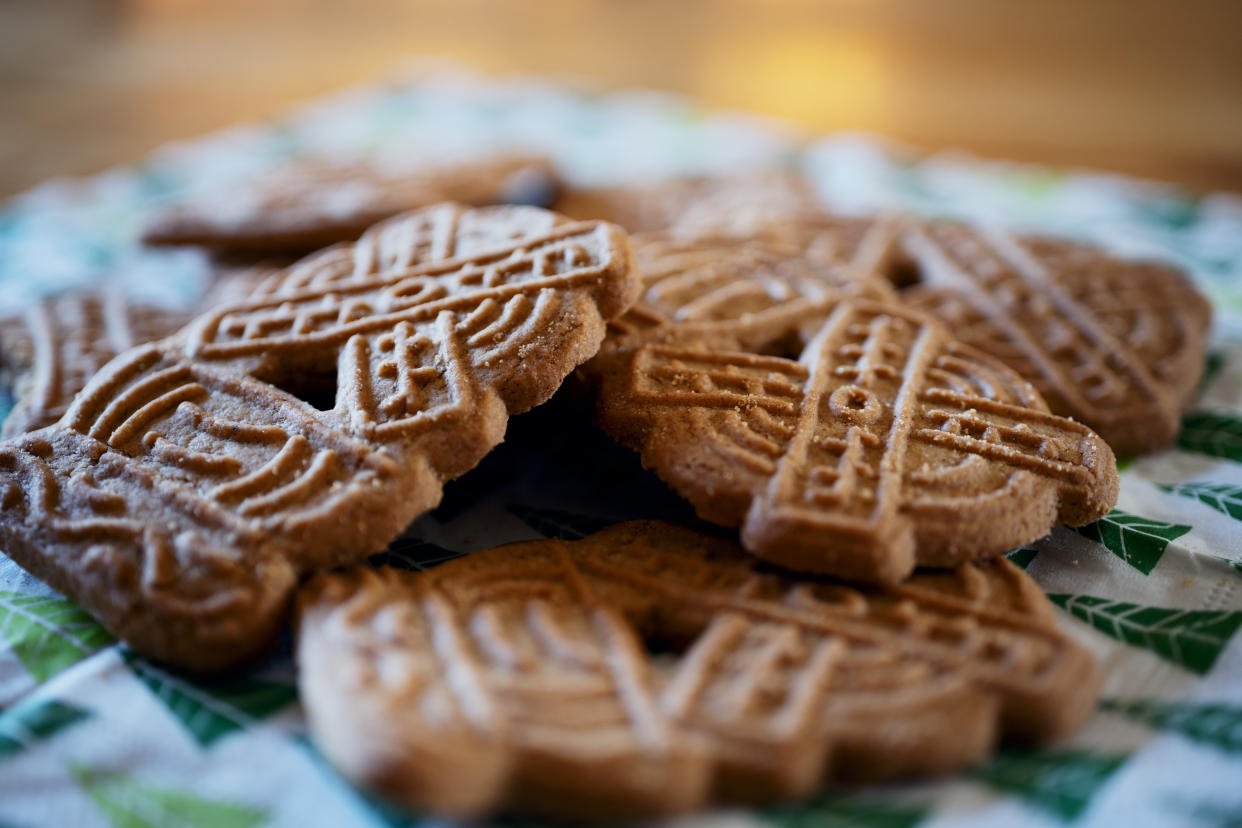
{"left": 0, "top": 158, "right": 1210, "bottom": 821}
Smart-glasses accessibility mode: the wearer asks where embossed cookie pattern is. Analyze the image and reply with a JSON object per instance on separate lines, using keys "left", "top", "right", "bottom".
{"left": 0, "top": 204, "right": 636, "bottom": 671}
{"left": 899, "top": 221, "right": 1211, "bottom": 455}
{"left": 597, "top": 299, "right": 1118, "bottom": 582}
{"left": 0, "top": 291, "right": 190, "bottom": 438}
{"left": 298, "top": 521, "right": 1101, "bottom": 820}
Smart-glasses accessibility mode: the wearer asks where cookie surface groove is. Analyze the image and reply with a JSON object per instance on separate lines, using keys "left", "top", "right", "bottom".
{"left": 892, "top": 220, "right": 1210, "bottom": 455}
{"left": 0, "top": 291, "right": 190, "bottom": 438}
{"left": 298, "top": 520, "right": 1101, "bottom": 821}
{"left": 599, "top": 232, "right": 893, "bottom": 357}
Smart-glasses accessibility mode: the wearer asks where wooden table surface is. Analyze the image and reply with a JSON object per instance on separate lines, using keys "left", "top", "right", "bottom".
{"left": 2, "top": 0, "right": 1241, "bottom": 199}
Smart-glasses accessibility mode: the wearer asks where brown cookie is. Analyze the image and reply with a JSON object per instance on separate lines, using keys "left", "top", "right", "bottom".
{"left": 595, "top": 293, "right": 1118, "bottom": 583}
{"left": 141, "top": 155, "right": 559, "bottom": 255}
{"left": 193, "top": 258, "right": 294, "bottom": 313}
{"left": 600, "top": 232, "right": 895, "bottom": 358}
{"left": 0, "top": 291, "right": 191, "bottom": 439}
{"left": 297, "top": 520, "right": 1101, "bottom": 821}
{"left": 666, "top": 192, "right": 896, "bottom": 275}
{"left": 893, "top": 220, "right": 1211, "bottom": 456}
{"left": 0, "top": 204, "right": 637, "bottom": 671}
{"left": 660, "top": 197, "right": 1210, "bottom": 456}
{"left": 555, "top": 171, "right": 817, "bottom": 234}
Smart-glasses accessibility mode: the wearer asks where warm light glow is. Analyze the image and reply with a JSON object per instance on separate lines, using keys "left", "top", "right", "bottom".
{"left": 696, "top": 31, "right": 890, "bottom": 131}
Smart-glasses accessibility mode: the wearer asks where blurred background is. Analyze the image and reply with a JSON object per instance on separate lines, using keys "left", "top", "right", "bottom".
{"left": 2, "top": 0, "right": 1240, "bottom": 198}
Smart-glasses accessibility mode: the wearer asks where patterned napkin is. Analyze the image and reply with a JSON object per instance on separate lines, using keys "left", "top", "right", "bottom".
{"left": 1, "top": 68, "right": 1240, "bottom": 828}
